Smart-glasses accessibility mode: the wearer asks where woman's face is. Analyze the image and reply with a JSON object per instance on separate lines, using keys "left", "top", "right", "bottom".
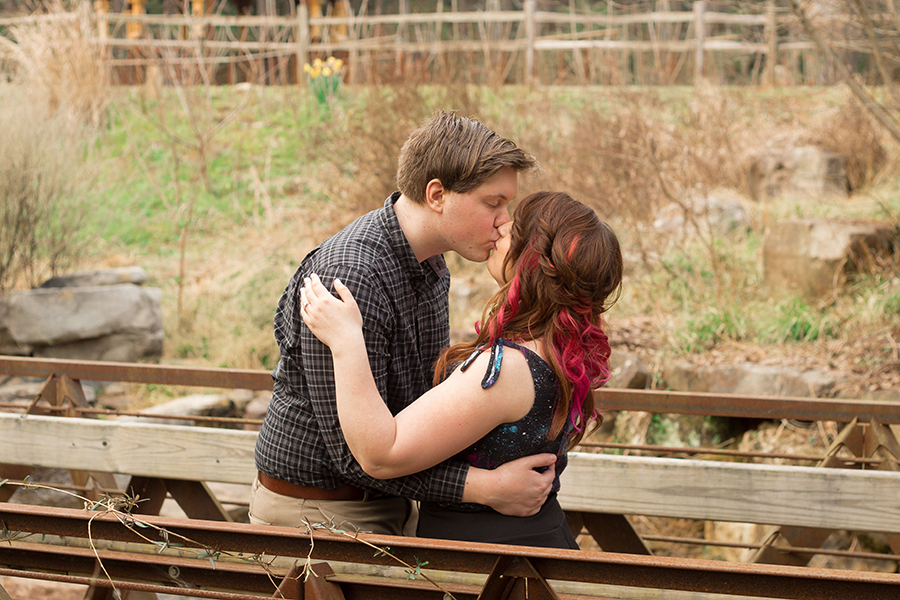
{"left": 487, "top": 221, "right": 513, "bottom": 285}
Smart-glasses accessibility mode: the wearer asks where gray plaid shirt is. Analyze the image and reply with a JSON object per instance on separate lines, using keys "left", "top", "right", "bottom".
{"left": 255, "top": 193, "right": 469, "bottom": 503}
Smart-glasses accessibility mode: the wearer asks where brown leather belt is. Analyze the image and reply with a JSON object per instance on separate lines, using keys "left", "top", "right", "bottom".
{"left": 257, "top": 471, "right": 366, "bottom": 501}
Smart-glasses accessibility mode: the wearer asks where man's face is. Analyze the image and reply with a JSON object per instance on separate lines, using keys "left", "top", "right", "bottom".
{"left": 441, "top": 167, "right": 516, "bottom": 263}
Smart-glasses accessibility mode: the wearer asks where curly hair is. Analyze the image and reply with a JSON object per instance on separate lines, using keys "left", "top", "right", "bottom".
{"left": 434, "top": 191, "right": 623, "bottom": 448}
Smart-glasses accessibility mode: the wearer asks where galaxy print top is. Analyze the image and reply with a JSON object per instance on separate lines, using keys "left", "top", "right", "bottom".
{"left": 442, "top": 338, "right": 568, "bottom": 512}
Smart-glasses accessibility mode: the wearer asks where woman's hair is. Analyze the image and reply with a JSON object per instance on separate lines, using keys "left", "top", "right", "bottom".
{"left": 396, "top": 111, "right": 537, "bottom": 205}
{"left": 434, "top": 191, "right": 623, "bottom": 448}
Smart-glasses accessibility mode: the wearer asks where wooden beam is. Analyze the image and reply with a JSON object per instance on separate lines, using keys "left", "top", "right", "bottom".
{"left": 0, "top": 413, "right": 257, "bottom": 485}
{"left": 559, "top": 452, "right": 900, "bottom": 534}
{"left": 5, "top": 413, "right": 900, "bottom": 537}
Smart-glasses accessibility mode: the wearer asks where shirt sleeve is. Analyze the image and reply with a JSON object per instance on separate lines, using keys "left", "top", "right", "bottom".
{"left": 298, "top": 265, "right": 469, "bottom": 503}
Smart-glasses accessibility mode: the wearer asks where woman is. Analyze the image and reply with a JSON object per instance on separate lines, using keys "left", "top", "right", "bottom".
{"left": 301, "top": 191, "right": 623, "bottom": 548}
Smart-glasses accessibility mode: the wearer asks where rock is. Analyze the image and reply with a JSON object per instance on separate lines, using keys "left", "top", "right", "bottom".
{"left": 607, "top": 350, "right": 650, "bottom": 389}
{"left": 0, "top": 377, "right": 96, "bottom": 406}
{"left": 0, "top": 576, "right": 84, "bottom": 600}
{"left": 862, "top": 388, "right": 900, "bottom": 402}
{"left": 652, "top": 196, "right": 749, "bottom": 237}
{"left": 38, "top": 266, "right": 148, "bottom": 288}
{"left": 663, "top": 361, "right": 836, "bottom": 398}
{"left": 32, "top": 331, "right": 163, "bottom": 363}
{"left": 704, "top": 521, "right": 766, "bottom": 562}
{"left": 242, "top": 392, "right": 273, "bottom": 431}
{"left": 748, "top": 145, "right": 848, "bottom": 200}
{"left": 0, "top": 304, "right": 30, "bottom": 356}
{"left": 0, "top": 378, "right": 46, "bottom": 406}
{"left": 118, "top": 393, "right": 236, "bottom": 425}
{"left": 0, "top": 284, "right": 164, "bottom": 362}
{"left": 763, "top": 219, "right": 895, "bottom": 299}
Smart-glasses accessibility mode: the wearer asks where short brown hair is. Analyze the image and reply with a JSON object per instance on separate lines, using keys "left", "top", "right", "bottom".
{"left": 396, "top": 111, "right": 537, "bottom": 204}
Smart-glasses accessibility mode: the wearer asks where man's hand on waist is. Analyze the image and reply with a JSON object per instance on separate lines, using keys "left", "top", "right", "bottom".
{"left": 460, "top": 454, "right": 556, "bottom": 517}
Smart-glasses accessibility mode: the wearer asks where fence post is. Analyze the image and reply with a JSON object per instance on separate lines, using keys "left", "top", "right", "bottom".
{"left": 93, "top": 0, "right": 109, "bottom": 41}
{"left": 765, "top": 0, "right": 777, "bottom": 87}
{"left": 693, "top": 0, "right": 707, "bottom": 85}
{"left": 295, "top": 3, "right": 309, "bottom": 86}
{"left": 525, "top": 0, "right": 536, "bottom": 85}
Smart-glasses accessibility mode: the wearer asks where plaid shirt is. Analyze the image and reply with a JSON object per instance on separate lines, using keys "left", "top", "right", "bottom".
{"left": 255, "top": 193, "right": 469, "bottom": 503}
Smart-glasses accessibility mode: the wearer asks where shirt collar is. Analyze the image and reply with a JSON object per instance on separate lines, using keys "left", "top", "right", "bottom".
{"left": 379, "top": 192, "right": 449, "bottom": 283}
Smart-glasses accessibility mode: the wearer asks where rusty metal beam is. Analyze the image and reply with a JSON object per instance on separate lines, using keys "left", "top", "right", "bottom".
{"left": 0, "top": 357, "right": 272, "bottom": 391}
{"left": 0, "top": 541, "right": 283, "bottom": 593}
{"left": 0, "top": 567, "right": 272, "bottom": 600}
{"left": 2, "top": 504, "right": 900, "bottom": 599}
{"left": 4, "top": 357, "right": 900, "bottom": 424}
{"left": 595, "top": 388, "right": 900, "bottom": 424}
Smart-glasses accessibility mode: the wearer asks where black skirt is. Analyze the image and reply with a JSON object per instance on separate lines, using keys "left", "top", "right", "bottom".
{"left": 417, "top": 493, "right": 579, "bottom": 549}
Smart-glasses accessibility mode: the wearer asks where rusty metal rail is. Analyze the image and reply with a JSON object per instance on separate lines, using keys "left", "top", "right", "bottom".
{"left": 0, "top": 356, "right": 272, "bottom": 391}
{"left": 3, "top": 355, "right": 899, "bottom": 422}
{"left": 2, "top": 504, "right": 900, "bottom": 600}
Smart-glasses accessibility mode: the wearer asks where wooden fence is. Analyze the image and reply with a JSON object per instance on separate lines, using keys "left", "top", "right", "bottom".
{"left": 0, "top": 0, "right": 875, "bottom": 86}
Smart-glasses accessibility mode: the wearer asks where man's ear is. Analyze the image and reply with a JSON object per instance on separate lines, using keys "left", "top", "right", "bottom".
{"left": 424, "top": 179, "right": 445, "bottom": 214}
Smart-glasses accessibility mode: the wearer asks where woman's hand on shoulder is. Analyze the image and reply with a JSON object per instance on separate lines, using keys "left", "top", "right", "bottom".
{"left": 301, "top": 273, "right": 364, "bottom": 350}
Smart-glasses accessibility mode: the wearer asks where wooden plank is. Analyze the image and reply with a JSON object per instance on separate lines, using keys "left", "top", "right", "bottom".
{"left": 559, "top": 452, "right": 900, "bottom": 534}
{"left": 533, "top": 40, "right": 767, "bottom": 53}
{"left": 101, "top": 10, "right": 526, "bottom": 27}
{"left": 5, "top": 413, "right": 900, "bottom": 535}
{"left": 0, "top": 413, "right": 257, "bottom": 485}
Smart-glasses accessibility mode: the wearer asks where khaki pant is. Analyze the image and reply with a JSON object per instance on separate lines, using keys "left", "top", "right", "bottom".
{"left": 248, "top": 476, "right": 418, "bottom": 536}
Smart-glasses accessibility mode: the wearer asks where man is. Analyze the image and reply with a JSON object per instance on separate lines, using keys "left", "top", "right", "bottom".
{"left": 251, "top": 111, "right": 556, "bottom": 535}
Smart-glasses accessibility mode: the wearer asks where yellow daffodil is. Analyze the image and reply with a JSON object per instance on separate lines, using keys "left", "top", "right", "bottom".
{"left": 322, "top": 67, "right": 332, "bottom": 76}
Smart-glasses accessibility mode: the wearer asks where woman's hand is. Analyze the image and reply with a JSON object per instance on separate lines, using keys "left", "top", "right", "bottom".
{"left": 301, "top": 273, "right": 364, "bottom": 350}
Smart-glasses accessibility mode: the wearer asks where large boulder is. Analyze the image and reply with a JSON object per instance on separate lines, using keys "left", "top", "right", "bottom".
{"left": 653, "top": 195, "right": 750, "bottom": 238}
{"left": 607, "top": 350, "right": 650, "bottom": 390}
{"left": 763, "top": 219, "right": 896, "bottom": 299}
{"left": 662, "top": 361, "right": 836, "bottom": 398}
{"left": 748, "top": 145, "right": 848, "bottom": 200}
{"left": 1, "top": 282, "right": 163, "bottom": 363}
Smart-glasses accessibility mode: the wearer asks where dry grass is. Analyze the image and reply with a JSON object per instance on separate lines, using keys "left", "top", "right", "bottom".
{"left": 0, "top": 1, "right": 109, "bottom": 126}
{"left": 0, "top": 85, "right": 93, "bottom": 292}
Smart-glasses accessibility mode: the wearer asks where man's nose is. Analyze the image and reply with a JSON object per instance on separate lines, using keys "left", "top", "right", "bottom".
{"left": 496, "top": 208, "right": 511, "bottom": 227}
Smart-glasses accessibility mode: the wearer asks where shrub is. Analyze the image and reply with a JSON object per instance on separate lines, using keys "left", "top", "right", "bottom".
{"left": 0, "top": 86, "right": 91, "bottom": 292}
{"left": 1, "top": 0, "right": 109, "bottom": 126}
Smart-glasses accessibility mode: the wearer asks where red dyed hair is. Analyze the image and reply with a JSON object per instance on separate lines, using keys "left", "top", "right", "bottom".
{"left": 434, "top": 191, "right": 624, "bottom": 447}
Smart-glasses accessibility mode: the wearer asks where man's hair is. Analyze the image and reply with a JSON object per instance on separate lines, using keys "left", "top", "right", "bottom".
{"left": 396, "top": 111, "right": 537, "bottom": 204}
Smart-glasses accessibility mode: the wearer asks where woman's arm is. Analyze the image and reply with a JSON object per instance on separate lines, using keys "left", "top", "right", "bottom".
{"left": 301, "top": 274, "right": 535, "bottom": 479}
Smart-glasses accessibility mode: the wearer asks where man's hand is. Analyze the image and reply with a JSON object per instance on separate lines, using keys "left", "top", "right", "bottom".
{"left": 461, "top": 454, "right": 556, "bottom": 517}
